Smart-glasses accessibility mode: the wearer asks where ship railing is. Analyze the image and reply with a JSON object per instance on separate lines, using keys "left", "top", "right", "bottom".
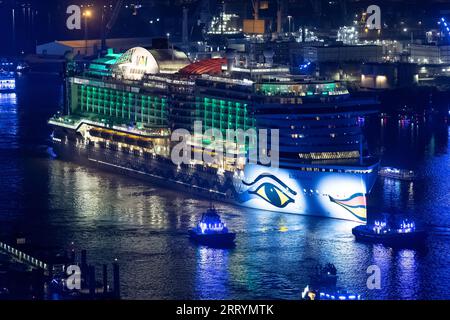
{"left": 49, "top": 117, "right": 170, "bottom": 138}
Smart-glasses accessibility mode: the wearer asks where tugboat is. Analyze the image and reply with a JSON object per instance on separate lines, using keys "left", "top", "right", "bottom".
{"left": 189, "top": 206, "right": 236, "bottom": 247}
{"left": 352, "top": 217, "right": 427, "bottom": 247}
{"left": 378, "top": 167, "right": 416, "bottom": 181}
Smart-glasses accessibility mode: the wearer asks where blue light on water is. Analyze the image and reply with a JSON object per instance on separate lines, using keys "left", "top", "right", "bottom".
{"left": 195, "top": 247, "right": 230, "bottom": 299}
{"left": 316, "top": 290, "right": 361, "bottom": 300}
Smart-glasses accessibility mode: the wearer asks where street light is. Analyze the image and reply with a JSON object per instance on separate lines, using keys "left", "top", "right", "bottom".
{"left": 83, "top": 9, "right": 92, "bottom": 18}
{"left": 287, "top": 15, "right": 292, "bottom": 34}
{"left": 166, "top": 33, "right": 174, "bottom": 60}
{"left": 83, "top": 10, "right": 92, "bottom": 56}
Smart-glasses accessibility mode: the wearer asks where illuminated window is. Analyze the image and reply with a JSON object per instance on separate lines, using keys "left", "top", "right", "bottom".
{"left": 298, "top": 151, "right": 360, "bottom": 160}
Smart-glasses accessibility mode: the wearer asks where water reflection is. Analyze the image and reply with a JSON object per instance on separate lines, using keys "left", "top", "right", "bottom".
{"left": 0, "top": 93, "right": 17, "bottom": 105}
{"left": 195, "top": 247, "right": 230, "bottom": 300}
{"left": 0, "top": 93, "right": 18, "bottom": 146}
{"left": 394, "top": 249, "right": 419, "bottom": 300}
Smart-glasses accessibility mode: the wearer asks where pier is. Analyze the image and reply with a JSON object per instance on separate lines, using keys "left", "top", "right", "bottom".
{"left": 0, "top": 237, "right": 120, "bottom": 300}
{"left": 0, "top": 240, "right": 49, "bottom": 271}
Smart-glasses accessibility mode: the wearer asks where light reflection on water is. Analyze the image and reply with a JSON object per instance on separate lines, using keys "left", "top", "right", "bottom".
{"left": 0, "top": 75, "right": 448, "bottom": 300}
{"left": 395, "top": 250, "right": 419, "bottom": 300}
{"left": 0, "top": 93, "right": 18, "bottom": 148}
{"left": 195, "top": 248, "right": 230, "bottom": 300}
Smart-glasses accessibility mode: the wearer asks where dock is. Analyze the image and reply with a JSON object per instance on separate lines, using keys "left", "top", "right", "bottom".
{"left": 0, "top": 236, "right": 120, "bottom": 300}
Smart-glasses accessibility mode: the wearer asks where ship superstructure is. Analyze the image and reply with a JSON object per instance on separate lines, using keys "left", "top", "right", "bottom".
{"left": 49, "top": 47, "right": 379, "bottom": 222}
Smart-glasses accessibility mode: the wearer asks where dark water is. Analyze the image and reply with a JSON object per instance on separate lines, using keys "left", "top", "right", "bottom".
{"left": 0, "top": 74, "right": 449, "bottom": 300}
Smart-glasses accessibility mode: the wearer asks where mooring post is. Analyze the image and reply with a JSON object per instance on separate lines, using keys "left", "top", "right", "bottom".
{"left": 88, "top": 265, "right": 96, "bottom": 298}
{"left": 102, "top": 264, "right": 108, "bottom": 294}
{"left": 81, "top": 249, "right": 87, "bottom": 267}
{"left": 113, "top": 262, "right": 120, "bottom": 299}
{"left": 70, "top": 249, "right": 75, "bottom": 265}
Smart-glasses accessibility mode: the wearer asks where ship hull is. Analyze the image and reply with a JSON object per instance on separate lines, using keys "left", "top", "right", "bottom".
{"left": 189, "top": 230, "right": 236, "bottom": 247}
{"left": 51, "top": 138, "right": 378, "bottom": 223}
{"left": 352, "top": 225, "right": 427, "bottom": 247}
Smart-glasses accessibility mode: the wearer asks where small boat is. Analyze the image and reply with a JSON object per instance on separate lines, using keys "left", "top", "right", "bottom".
{"left": 189, "top": 206, "right": 236, "bottom": 247}
{"left": 310, "top": 263, "right": 338, "bottom": 288}
{"left": 302, "top": 264, "right": 362, "bottom": 300}
{"left": 302, "top": 285, "right": 362, "bottom": 301}
{"left": 378, "top": 167, "right": 416, "bottom": 181}
{"left": 16, "top": 62, "right": 30, "bottom": 74}
{"left": 353, "top": 218, "right": 427, "bottom": 247}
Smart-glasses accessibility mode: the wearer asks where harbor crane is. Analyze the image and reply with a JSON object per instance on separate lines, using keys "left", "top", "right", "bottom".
{"left": 101, "top": 0, "right": 125, "bottom": 52}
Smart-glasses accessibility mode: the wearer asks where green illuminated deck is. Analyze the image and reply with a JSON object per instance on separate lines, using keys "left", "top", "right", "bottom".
{"left": 71, "top": 83, "right": 168, "bottom": 128}
{"left": 196, "top": 97, "right": 255, "bottom": 135}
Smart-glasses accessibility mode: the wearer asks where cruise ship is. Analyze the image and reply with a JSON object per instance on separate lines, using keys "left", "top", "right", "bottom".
{"left": 49, "top": 46, "right": 379, "bottom": 222}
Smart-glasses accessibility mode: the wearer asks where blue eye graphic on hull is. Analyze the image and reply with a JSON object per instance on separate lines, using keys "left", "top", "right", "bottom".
{"left": 249, "top": 183, "right": 294, "bottom": 208}
{"left": 238, "top": 174, "right": 296, "bottom": 208}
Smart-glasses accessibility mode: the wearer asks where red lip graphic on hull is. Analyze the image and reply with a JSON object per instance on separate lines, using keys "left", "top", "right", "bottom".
{"left": 329, "top": 193, "right": 367, "bottom": 222}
